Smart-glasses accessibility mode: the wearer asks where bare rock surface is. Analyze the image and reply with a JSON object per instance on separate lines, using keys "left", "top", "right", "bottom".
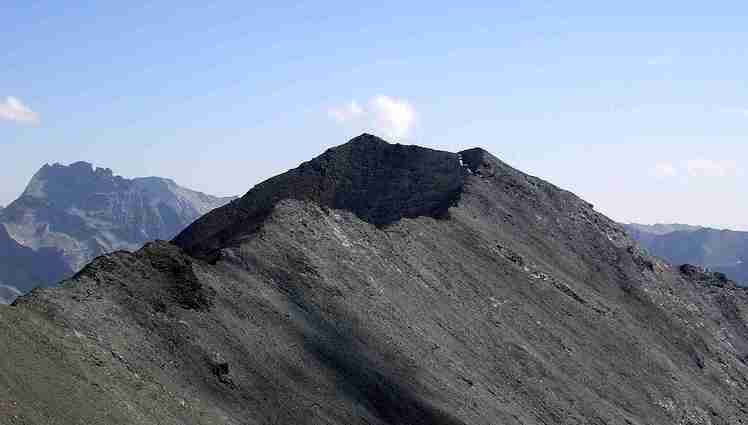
{"left": 2, "top": 135, "right": 748, "bottom": 424}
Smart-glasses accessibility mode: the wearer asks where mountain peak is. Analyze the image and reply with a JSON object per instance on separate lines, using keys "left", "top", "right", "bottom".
{"left": 21, "top": 161, "right": 126, "bottom": 201}
{"left": 68, "top": 160, "right": 94, "bottom": 170}
{"left": 39, "top": 161, "right": 112, "bottom": 177}
{"left": 4, "top": 137, "right": 748, "bottom": 424}
{"left": 343, "top": 132, "right": 389, "bottom": 146}
{"left": 175, "top": 136, "right": 468, "bottom": 258}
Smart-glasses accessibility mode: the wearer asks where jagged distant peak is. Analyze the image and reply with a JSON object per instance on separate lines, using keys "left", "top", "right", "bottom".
{"left": 15, "top": 161, "right": 230, "bottom": 206}
{"left": 20, "top": 161, "right": 127, "bottom": 200}
{"left": 624, "top": 223, "right": 704, "bottom": 235}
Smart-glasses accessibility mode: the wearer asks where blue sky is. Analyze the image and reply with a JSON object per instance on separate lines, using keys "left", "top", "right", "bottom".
{"left": 1, "top": 1, "right": 747, "bottom": 230}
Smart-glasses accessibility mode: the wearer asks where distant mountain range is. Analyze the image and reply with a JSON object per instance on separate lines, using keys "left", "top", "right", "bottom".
{"left": 624, "top": 223, "right": 748, "bottom": 286}
{"left": 0, "top": 161, "right": 235, "bottom": 302}
{"left": 624, "top": 223, "right": 703, "bottom": 236}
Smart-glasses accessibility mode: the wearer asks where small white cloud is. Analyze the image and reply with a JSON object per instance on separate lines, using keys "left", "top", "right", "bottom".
{"left": 653, "top": 159, "right": 742, "bottom": 179}
{"left": 724, "top": 107, "right": 748, "bottom": 117}
{"left": 369, "top": 95, "right": 416, "bottom": 140}
{"left": 653, "top": 162, "right": 678, "bottom": 178}
{"left": 0, "top": 96, "right": 39, "bottom": 124}
{"left": 328, "top": 95, "right": 416, "bottom": 141}
{"left": 328, "top": 101, "right": 363, "bottom": 123}
{"left": 685, "top": 159, "right": 741, "bottom": 178}
{"left": 715, "top": 106, "right": 748, "bottom": 117}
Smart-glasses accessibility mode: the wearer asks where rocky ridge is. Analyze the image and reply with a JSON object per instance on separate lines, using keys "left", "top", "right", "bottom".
{"left": 1, "top": 135, "right": 747, "bottom": 424}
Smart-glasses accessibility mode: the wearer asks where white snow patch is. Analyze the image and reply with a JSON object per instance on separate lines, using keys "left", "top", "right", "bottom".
{"left": 457, "top": 153, "right": 475, "bottom": 174}
{"left": 326, "top": 214, "right": 352, "bottom": 248}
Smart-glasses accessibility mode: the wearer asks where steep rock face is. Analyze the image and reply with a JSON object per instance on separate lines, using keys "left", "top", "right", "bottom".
{"left": 0, "top": 162, "right": 235, "bottom": 298}
{"left": 626, "top": 224, "right": 748, "bottom": 286}
{"left": 2, "top": 136, "right": 748, "bottom": 424}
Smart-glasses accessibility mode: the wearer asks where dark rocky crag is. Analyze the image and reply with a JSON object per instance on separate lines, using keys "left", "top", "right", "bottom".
{"left": 175, "top": 136, "right": 464, "bottom": 260}
{"left": 0, "top": 161, "right": 235, "bottom": 299}
{"left": 1, "top": 134, "right": 747, "bottom": 424}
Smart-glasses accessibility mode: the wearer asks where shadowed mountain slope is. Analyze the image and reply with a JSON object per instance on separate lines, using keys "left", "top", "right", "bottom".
{"left": 1, "top": 135, "right": 747, "bottom": 424}
{"left": 0, "top": 161, "right": 234, "bottom": 299}
{"left": 0, "top": 222, "right": 72, "bottom": 299}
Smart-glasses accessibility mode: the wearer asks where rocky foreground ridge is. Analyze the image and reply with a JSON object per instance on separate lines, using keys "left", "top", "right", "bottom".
{"left": 1, "top": 135, "right": 747, "bottom": 424}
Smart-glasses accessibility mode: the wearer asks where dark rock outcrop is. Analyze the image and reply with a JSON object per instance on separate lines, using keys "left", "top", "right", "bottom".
{"left": 1, "top": 135, "right": 747, "bottom": 424}
{"left": 175, "top": 134, "right": 465, "bottom": 260}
